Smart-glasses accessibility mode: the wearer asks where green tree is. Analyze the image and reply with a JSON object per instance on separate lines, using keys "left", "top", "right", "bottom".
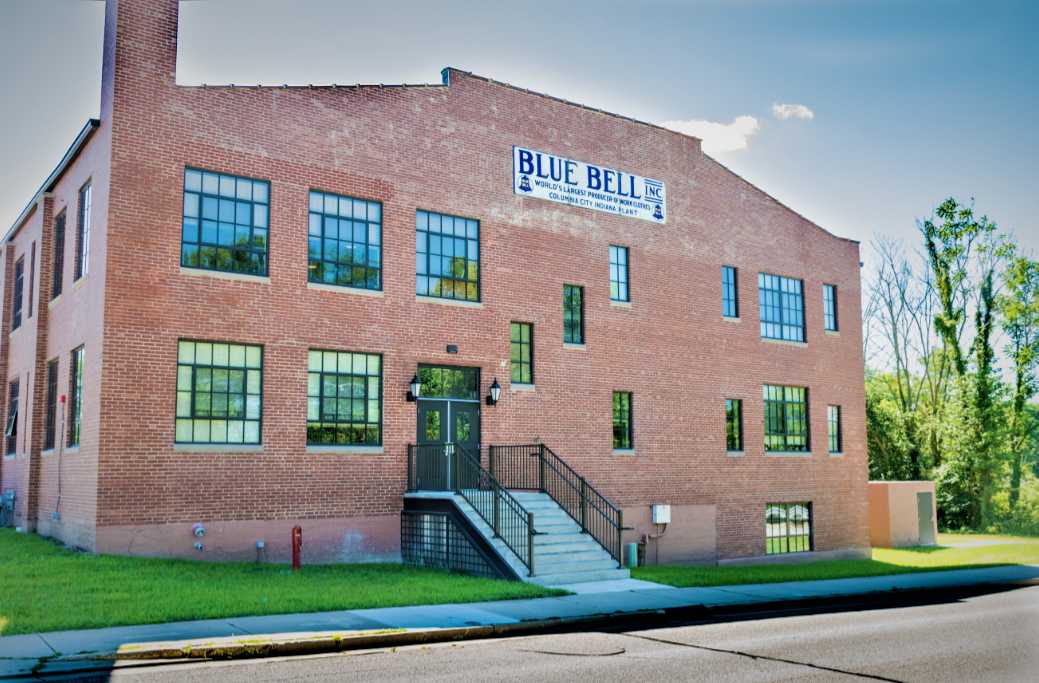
{"left": 999, "top": 256, "right": 1039, "bottom": 510}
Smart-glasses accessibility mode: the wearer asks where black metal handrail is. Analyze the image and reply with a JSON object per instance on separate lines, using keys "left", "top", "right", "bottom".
{"left": 407, "top": 443, "right": 534, "bottom": 575}
{"left": 487, "top": 444, "right": 623, "bottom": 566}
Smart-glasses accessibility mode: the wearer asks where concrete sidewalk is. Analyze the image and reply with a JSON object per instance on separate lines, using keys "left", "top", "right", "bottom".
{"left": 3, "top": 564, "right": 1038, "bottom": 679}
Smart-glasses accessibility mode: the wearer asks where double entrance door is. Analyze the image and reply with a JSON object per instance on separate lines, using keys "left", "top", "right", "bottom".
{"left": 414, "top": 365, "right": 481, "bottom": 490}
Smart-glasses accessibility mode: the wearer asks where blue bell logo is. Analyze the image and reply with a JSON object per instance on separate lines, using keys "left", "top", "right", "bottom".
{"left": 518, "top": 174, "right": 532, "bottom": 192}
{"left": 653, "top": 203, "right": 663, "bottom": 220}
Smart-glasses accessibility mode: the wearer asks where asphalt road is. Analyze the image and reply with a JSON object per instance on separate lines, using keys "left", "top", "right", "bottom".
{"left": 88, "top": 583, "right": 1039, "bottom": 682}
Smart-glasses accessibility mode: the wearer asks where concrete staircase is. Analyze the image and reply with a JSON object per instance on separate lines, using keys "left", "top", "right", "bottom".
{"left": 453, "top": 490, "right": 629, "bottom": 586}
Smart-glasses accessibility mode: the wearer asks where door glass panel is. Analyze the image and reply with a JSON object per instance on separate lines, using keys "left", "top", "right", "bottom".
{"left": 456, "top": 412, "right": 472, "bottom": 442}
{"left": 425, "top": 410, "right": 441, "bottom": 441}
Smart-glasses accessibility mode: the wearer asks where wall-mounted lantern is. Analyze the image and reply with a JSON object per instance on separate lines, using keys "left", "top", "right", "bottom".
{"left": 406, "top": 374, "right": 422, "bottom": 402}
{"left": 486, "top": 378, "right": 502, "bottom": 406}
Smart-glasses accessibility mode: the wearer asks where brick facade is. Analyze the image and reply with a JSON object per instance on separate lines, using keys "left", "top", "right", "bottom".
{"left": 0, "top": 0, "right": 869, "bottom": 564}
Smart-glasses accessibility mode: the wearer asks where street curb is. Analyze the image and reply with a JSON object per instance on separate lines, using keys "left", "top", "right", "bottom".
{"left": 71, "top": 578, "right": 1039, "bottom": 665}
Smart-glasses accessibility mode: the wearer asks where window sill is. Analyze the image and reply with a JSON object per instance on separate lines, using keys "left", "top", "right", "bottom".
{"left": 762, "top": 337, "right": 807, "bottom": 348}
{"left": 71, "top": 275, "right": 88, "bottom": 292}
{"left": 48, "top": 295, "right": 62, "bottom": 310}
{"left": 174, "top": 444, "right": 264, "bottom": 454}
{"left": 415, "top": 295, "right": 483, "bottom": 309}
{"left": 563, "top": 343, "right": 586, "bottom": 350}
{"left": 3, "top": 453, "right": 16, "bottom": 460}
{"left": 63, "top": 447, "right": 80, "bottom": 455}
{"left": 726, "top": 450, "right": 745, "bottom": 457}
{"left": 307, "top": 282, "right": 384, "bottom": 297}
{"left": 612, "top": 448, "right": 636, "bottom": 456}
{"left": 722, "top": 316, "right": 741, "bottom": 323}
{"left": 8, "top": 326, "right": 22, "bottom": 339}
{"left": 765, "top": 451, "right": 813, "bottom": 458}
{"left": 829, "top": 451, "right": 844, "bottom": 457}
{"left": 609, "top": 300, "right": 632, "bottom": 309}
{"left": 510, "top": 383, "right": 535, "bottom": 393}
{"left": 179, "top": 267, "right": 271, "bottom": 284}
{"left": 41, "top": 448, "right": 55, "bottom": 457}
{"left": 825, "top": 330, "right": 840, "bottom": 337}
{"left": 307, "top": 445, "right": 384, "bottom": 455}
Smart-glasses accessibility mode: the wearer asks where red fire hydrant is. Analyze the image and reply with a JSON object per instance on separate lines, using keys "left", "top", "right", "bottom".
{"left": 291, "top": 525, "right": 302, "bottom": 571}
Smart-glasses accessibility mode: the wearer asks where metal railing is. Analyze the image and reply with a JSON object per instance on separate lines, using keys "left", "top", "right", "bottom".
{"left": 487, "top": 444, "right": 623, "bottom": 566}
{"left": 407, "top": 443, "right": 534, "bottom": 575}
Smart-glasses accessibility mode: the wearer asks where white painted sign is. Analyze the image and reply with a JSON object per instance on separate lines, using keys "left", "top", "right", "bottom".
{"left": 512, "top": 146, "right": 666, "bottom": 224}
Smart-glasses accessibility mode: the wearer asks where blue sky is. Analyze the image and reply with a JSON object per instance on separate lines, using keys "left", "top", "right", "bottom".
{"left": 2, "top": 0, "right": 1036, "bottom": 266}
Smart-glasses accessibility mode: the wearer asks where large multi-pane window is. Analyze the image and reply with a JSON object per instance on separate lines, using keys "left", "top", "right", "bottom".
{"left": 563, "top": 284, "right": 584, "bottom": 344}
{"left": 175, "top": 341, "right": 262, "bottom": 445}
{"left": 722, "top": 266, "right": 739, "bottom": 318}
{"left": 75, "top": 182, "right": 91, "bottom": 280}
{"left": 763, "top": 384, "right": 809, "bottom": 452}
{"left": 828, "top": 405, "right": 842, "bottom": 453}
{"left": 52, "top": 211, "right": 65, "bottom": 299}
{"left": 609, "top": 245, "right": 629, "bottom": 302}
{"left": 68, "top": 346, "right": 84, "bottom": 447}
{"left": 416, "top": 210, "right": 479, "bottom": 302}
{"left": 44, "top": 359, "right": 58, "bottom": 451}
{"left": 11, "top": 256, "right": 23, "bottom": 331}
{"left": 4, "top": 380, "right": 18, "bottom": 456}
{"left": 823, "top": 284, "right": 839, "bottom": 332}
{"left": 725, "top": 398, "right": 743, "bottom": 451}
{"left": 759, "top": 273, "right": 805, "bottom": 342}
{"left": 307, "top": 350, "right": 382, "bottom": 446}
{"left": 308, "top": 191, "right": 382, "bottom": 290}
{"left": 510, "top": 322, "right": 533, "bottom": 385}
{"left": 766, "top": 502, "right": 813, "bottom": 554}
{"left": 612, "top": 391, "right": 633, "bottom": 449}
{"left": 181, "top": 168, "right": 270, "bottom": 277}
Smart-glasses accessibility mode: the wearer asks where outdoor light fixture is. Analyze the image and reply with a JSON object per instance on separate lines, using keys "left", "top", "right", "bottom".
{"left": 486, "top": 378, "right": 502, "bottom": 406}
{"left": 406, "top": 374, "right": 422, "bottom": 402}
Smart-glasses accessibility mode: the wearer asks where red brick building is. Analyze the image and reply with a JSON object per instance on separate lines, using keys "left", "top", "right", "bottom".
{"left": 0, "top": 0, "right": 868, "bottom": 574}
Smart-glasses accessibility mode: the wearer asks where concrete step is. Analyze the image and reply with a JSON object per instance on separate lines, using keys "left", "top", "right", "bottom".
{"left": 535, "top": 522, "right": 581, "bottom": 535}
{"left": 534, "top": 550, "right": 615, "bottom": 566}
{"left": 533, "top": 532, "right": 589, "bottom": 546}
{"left": 529, "top": 567, "right": 631, "bottom": 586}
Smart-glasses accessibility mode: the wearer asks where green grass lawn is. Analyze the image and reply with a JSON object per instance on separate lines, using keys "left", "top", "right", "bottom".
{"left": 0, "top": 529, "right": 564, "bottom": 636}
{"left": 634, "top": 533, "right": 1039, "bottom": 588}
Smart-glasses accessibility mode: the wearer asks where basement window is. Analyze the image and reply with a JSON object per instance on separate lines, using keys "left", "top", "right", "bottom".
{"left": 175, "top": 340, "right": 263, "bottom": 445}
{"left": 766, "top": 502, "right": 813, "bottom": 554}
{"left": 181, "top": 168, "right": 270, "bottom": 277}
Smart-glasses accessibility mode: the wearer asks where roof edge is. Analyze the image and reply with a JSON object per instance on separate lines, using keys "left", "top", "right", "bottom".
{"left": 441, "top": 67, "right": 703, "bottom": 146}
{"left": 3, "top": 118, "right": 101, "bottom": 244}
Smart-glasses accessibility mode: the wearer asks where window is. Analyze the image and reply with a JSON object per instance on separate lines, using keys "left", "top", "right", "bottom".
{"left": 823, "top": 284, "right": 838, "bottom": 331}
{"left": 307, "top": 350, "right": 382, "bottom": 446}
{"left": 609, "top": 245, "right": 629, "bottom": 302}
{"left": 828, "top": 405, "right": 842, "bottom": 453}
{"left": 11, "top": 257, "right": 23, "bottom": 331}
{"left": 417, "top": 365, "right": 480, "bottom": 400}
{"left": 722, "top": 266, "right": 739, "bottom": 318}
{"left": 27, "top": 242, "right": 35, "bottom": 319}
{"left": 44, "top": 359, "right": 59, "bottom": 451}
{"left": 5, "top": 380, "right": 18, "bottom": 456}
{"left": 612, "top": 391, "right": 633, "bottom": 449}
{"left": 766, "top": 502, "right": 813, "bottom": 554}
{"left": 416, "top": 210, "right": 479, "bottom": 302}
{"left": 763, "top": 384, "right": 809, "bottom": 452}
{"left": 52, "top": 211, "right": 66, "bottom": 299}
{"left": 181, "top": 168, "right": 270, "bottom": 277}
{"left": 75, "top": 182, "right": 91, "bottom": 280}
{"left": 758, "top": 273, "right": 805, "bottom": 342}
{"left": 563, "top": 284, "right": 584, "bottom": 344}
{"left": 175, "top": 341, "right": 262, "bottom": 445}
{"left": 68, "top": 346, "right": 84, "bottom": 447}
{"left": 510, "top": 322, "right": 533, "bottom": 385}
{"left": 308, "top": 190, "right": 382, "bottom": 290}
{"left": 725, "top": 398, "right": 743, "bottom": 451}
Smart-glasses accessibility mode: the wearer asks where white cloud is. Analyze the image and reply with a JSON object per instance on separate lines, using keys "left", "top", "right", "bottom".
{"left": 771, "top": 103, "right": 815, "bottom": 121}
{"left": 660, "top": 115, "right": 760, "bottom": 155}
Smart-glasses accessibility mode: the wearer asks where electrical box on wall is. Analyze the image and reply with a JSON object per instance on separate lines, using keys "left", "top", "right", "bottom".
{"left": 651, "top": 504, "right": 671, "bottom": 524}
